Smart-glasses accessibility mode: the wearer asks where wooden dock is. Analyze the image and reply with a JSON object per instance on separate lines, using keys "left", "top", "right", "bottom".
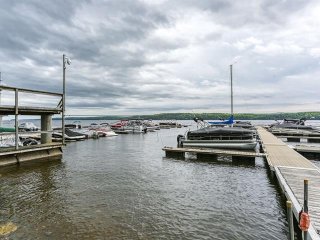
{"left": 162, "top": 146, "right": 265, "bottom": 160}
{"left": 269, "top": 128, "right": 320, "bottom": 143}
{"left": 257, "top": 126, "right": 320, "bottom": 239}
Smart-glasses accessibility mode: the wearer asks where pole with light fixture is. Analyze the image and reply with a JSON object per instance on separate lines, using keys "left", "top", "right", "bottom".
{"left": 0, "top": 71, "right": 2, "bottom": 125}
{"left": 230, "top": 64, "right": 233, "bottom": 118}
{"left": 62, "top": 54, "right": 71, "bottom": 145}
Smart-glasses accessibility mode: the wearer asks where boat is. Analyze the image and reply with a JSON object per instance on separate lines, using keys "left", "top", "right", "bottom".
{"left": 87, "top": 123, "right": 118, "bottom": 137}
{"left": 269, "top": 118, "right": 318, "bottom": 131}
{"left": 111, "top": 120, "right": 128, "bottom": 130}
{"left": 111, "top": 120, "right": 147, "bottom": 133}
{"left": 65, "top": 121, "right": 82, "bottom": 129}
{"left": 143, "top": 120, "right": 160, "bottom": 132}
{"left": 18, "top": 122, "right": 39, "bottom": 131}
{"left": 177, "top": 64, "right": 257, "bottom": 150}
{"left": 178, "top": 127, "right": 257, "bottom": 150}
{"left": 52, "top": 129, "right": 87, "bottom": 141}
{"left": 159, "top": 121, "right": 179, "bottom": 128}
{"left": 124, "top": 120, "right": 147, "bottom": 133}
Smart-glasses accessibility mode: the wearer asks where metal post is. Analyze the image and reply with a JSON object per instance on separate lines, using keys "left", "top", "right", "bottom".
{"left": 15, "top": 89, "right": 19, "bottom": 150}
{"left": 62, "top": 54, "right": 66, "bottom": 145}
{"left": 303, "top": 179, "right": 309, "bottom": 240}
{"left": 0, "top": 71, "right": 2, "bottom": 125}
{"left": 286, "top": 201, "right": 294, "bottom": 240}
{"left": 230, "top": 64, "right": 233, "bottom": 117}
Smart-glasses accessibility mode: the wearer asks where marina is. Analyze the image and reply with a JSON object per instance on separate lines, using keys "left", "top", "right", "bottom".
{"left": 0, "top": 126, "right": 291, "bottom": 239}
{"left": 1, "top": 0, "right": 320, "bottom": 238}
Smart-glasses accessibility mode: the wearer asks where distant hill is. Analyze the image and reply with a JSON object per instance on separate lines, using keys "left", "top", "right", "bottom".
{"left": 60, "top": 112, "right": 320, "bottom": 121}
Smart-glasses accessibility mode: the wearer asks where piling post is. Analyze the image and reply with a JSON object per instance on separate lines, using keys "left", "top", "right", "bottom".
{"left": 286, "top": 201, "right": 294, "bottom": 240}
{"left": 303, "top": 179, "right": 309, "bottom": 240}
{"left": 41, "top": 114, "right": 52, "bottom": 144}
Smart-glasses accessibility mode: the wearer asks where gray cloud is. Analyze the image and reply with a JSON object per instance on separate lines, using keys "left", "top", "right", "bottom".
{"left": 0, "top": 0, "right": 320, "bottom": 115}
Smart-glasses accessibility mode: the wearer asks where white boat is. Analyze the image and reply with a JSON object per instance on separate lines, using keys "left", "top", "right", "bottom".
{"left": 87, "top": 123, "right": 118, "bottom": 137}
{"left": 112, "top": 120, "right": 147, "bottom": 133}
{"left": 19, "top": 122, "right": 39, "bottom": 131}
{"left": 144, "top": 120, "right": 160, "bottom": 132}
{"left": 0, "top": 135, "right": 23, "bottom": 147}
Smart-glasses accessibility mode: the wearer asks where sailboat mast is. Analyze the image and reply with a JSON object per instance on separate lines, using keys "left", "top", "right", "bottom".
{"left": 230, "top": 65, "right": 233, "bottom": 117}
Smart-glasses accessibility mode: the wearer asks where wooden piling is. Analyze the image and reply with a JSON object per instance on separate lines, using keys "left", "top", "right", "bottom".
{"left": 287, "top": 201, "right": 294, "bottom": 240}
{"left": 303, "top": 179, "right": 309, "bottom": 240}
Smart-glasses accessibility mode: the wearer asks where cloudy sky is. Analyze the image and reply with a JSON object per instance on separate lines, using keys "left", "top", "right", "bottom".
{"left": 1, "top": 0, "right": 320, "bottom": 116}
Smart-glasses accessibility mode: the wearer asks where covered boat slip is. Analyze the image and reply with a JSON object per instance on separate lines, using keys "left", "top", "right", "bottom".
{"left": 257, "top": 126, "right": 320, "bottom": 239}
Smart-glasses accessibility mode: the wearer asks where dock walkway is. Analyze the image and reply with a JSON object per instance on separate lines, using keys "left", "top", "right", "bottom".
{"left": 257, "top": 126, "right": 320, "bottom": 239}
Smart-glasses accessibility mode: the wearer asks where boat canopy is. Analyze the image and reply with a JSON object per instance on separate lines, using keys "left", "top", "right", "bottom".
{"left": 208, "top": 116, "right": 234, "bottom": 125}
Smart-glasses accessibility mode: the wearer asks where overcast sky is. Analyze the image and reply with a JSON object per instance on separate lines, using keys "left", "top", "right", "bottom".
{"left": 1, "top": 0, "right": 320, "bottom": 115}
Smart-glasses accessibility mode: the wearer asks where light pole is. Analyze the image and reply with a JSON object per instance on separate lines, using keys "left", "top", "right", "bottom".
{"left": 62, "top": 54, "right": 71, "bottom": 145}
{"left": 230, "top": 64, "right": 233, "bottom": 118}
{"left": 0, "top": 72, "right": 2, "bottom": 125}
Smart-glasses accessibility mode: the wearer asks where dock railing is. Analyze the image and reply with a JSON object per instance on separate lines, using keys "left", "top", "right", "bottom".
{"left": 0, "top": 85, "right": 63, "bottom": 150}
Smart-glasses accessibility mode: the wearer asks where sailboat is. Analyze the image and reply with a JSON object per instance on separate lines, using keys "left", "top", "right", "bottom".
{"left": 177, "top": 65, "right": 257, "bottom": 150}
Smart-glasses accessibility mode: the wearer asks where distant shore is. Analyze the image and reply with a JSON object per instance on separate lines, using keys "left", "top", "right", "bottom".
{"left": 52, "top": 112, "right": 320, "bottom": 121}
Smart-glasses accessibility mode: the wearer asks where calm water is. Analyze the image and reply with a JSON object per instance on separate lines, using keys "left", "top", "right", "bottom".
{"left": 1, "top": 120, "right": 320, "bottom": 239}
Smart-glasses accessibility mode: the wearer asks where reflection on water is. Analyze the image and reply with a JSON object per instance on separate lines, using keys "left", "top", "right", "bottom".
{"left": 0, "top": 123, "right": 301, "bottom": 239}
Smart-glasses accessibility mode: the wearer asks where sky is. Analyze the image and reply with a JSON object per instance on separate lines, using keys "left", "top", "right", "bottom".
{"left": 0, "top": 0, "right": 320, "bottom": 116}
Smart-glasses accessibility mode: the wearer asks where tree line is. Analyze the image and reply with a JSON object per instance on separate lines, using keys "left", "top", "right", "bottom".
{"left": 63, "top": 112, "right": 320, "bottom": 120}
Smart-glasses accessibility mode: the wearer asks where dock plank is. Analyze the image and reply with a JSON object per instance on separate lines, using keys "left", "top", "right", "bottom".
{"left": 257, "top": 126, "right": 320, "bottom": 239}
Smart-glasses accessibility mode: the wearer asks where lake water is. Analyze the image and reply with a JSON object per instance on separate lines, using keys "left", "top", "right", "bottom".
{"left": 1, "top": 120, "right": 320, "bottom": 239}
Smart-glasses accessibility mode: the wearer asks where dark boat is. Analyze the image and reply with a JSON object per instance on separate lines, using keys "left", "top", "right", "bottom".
{"left": 269, "top": 118, "right": 318, "bottom": 131}
{"left": 176, "top": 65, "right": 257, "bottom": 151}
{"left": 178, "top": 127, "right": 257, "bottom": 150}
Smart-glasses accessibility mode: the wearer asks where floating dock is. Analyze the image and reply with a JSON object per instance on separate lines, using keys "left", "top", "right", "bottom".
{"left": 269, "top": 128, "right": 320, "bottom": 143}
{"left": 257, "top": 126, "right": 320, "bottom": 239}
{"left": 162, "top": 146, "right": 265, "bottom": 160}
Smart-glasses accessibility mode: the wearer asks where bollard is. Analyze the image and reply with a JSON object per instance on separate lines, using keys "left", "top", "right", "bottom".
{"left": 286, "top": 201, "right": 294, "bottom": 240}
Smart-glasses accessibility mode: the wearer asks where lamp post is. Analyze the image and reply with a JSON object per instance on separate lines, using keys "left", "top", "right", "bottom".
{"left": 230, "top": 64, "right": 233, "bottom": 118}
{"left": 0, "top": 71, "right": 2, "bottom": 125}
{"left": 62, "top": 54, "right": 71, "bottom": 145}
